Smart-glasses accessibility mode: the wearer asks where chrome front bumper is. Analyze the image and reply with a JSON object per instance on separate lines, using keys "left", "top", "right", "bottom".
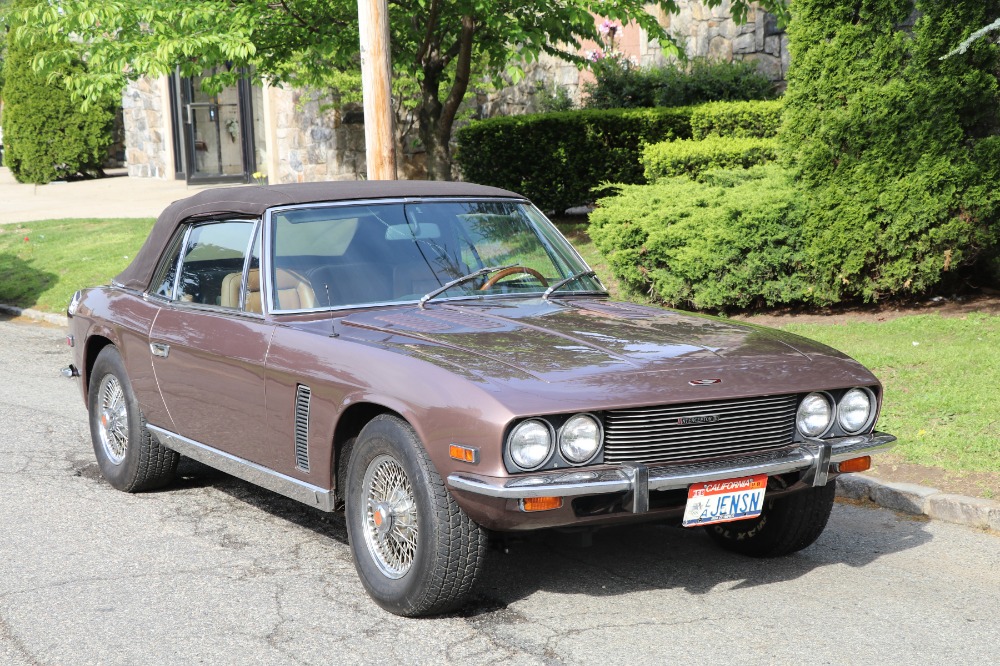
{"left": 447, "top": 432, "right": 895, "bottom": 513}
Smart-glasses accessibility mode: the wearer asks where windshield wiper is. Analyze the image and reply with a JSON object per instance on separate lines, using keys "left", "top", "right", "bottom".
{"left": 418, "top": 264, "right": 516, "bottom": 308}
{"left": 542, "top": 269, "right": 599, "bottom": 301}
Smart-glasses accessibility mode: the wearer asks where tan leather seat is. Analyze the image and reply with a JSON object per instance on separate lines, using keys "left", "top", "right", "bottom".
{"left": 220, "top": 272, "right": 242, "bottom": 309}
{"left": 245, "top": 270, "right": 263, "bottom": 313}
{"left": 218, "top": 268, "right": 313, "bottom": 312}
{"left": 273, "top": 268, "right": 317, "bottom": 310}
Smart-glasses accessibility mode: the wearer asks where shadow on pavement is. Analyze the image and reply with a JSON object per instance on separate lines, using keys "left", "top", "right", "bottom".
{"left": 160, "top": 458, "right": 930, "bottom": 617}
{"left": 462, "top": 503, "right": 931, "bottom": 617}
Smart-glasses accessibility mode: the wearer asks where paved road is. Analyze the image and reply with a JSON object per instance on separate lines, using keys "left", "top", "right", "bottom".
{"left": 2, "top": 316, "right": 998, "bottom": 665}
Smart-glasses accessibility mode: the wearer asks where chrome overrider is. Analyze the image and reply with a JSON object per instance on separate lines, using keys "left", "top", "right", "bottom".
{"left": 447, "top": 432, "right": 896, "bottom": 514}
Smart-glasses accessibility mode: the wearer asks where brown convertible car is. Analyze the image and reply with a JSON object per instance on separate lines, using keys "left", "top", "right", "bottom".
{"left": 65, "top": 182, "right": 894, "bottom": 616}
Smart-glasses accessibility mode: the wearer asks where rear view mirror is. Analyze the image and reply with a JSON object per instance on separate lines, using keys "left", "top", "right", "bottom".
{"left": 385, "top": 223, "right": 441, "bottom": 240}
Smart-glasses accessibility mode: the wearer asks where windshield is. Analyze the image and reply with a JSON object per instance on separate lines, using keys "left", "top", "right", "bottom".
{"left": 268, "top": 199, "right": 604, "bottom": 310}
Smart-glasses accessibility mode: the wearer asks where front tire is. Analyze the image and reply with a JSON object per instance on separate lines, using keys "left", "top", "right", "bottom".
{"left": 345, "top": 414, "right": 486, "bottom": 616}
{"left": 704, "top": 483, "right": 836, "bottom": 557}
{"left": 88, "top": 346, "right": 178, "bottom": 492}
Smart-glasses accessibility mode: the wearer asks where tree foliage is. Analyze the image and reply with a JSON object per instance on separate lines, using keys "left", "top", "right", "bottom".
{"left": 15, "top": 0, "right": 788, "bottom": 180}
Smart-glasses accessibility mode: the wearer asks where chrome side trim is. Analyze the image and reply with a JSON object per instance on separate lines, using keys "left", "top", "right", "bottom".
{"left": 447, "top": 432, "right": 896, "bottom": 503}
{"left": 147, "top": 425, "right": 335, "bottom": 512}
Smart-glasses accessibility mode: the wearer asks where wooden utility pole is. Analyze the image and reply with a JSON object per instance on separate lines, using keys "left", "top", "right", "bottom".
{"left": 358, "top": 0, "right": 398, "bottom": 180}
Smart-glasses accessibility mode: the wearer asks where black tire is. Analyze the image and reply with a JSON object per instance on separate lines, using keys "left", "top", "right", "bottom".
{"left": 88, "top": 346, "right": 179, "bottom": 492}
{"left": 704, "top": 483, "right": 836, "bottom": 557}
{"left": 344, "top": 414, "right": 486, "bottom": 616}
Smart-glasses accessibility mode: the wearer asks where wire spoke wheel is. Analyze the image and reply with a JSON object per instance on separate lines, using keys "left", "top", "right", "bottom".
{"left": 361, "top": 454, "right": 419, "bottom": 579}
{"left": 96, "top": 374, "right": 129, "bottom": 464}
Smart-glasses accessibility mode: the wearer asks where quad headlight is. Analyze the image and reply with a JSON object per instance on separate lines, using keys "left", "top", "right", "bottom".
{"left": 796, "top": 392, "right": 833, "bottom": 437}
{"left": 507, "top": 419, "right": 553, "bottom": 470}
{"left": 838, "top": 388, "right": 874, "bottom": 433}
{"left": 559, "top": 414, "right": 602, "bottom": 464}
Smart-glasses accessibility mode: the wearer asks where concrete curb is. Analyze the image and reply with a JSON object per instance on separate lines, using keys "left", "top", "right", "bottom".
{"left": 0, "top": 303, "right": 68, "bottom": 327}
{"left": 837, "top": 474, "right": 1000, "bottom": 532}
{"left": 4, "top": 302, "right": 997, "bottom": 533}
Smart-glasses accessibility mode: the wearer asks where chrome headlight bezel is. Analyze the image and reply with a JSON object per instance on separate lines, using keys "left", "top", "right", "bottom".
{"left": 506, "top": 419, "right": 555, "bottom": 471}
{"left": 558, "top": 413, "right": 603, "bottom": 465}
{"left": 796, "top": 392, "right": 834, "bottom": 438}
{"left": 837, "top": 387, "right": 876, "bottom": 434}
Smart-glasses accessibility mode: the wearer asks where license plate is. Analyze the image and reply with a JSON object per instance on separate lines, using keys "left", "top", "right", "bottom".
{"left": 682, "top": 474, "right": 767, "bottom": 527}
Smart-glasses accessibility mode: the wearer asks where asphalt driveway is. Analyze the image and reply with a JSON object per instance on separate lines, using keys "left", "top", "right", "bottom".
{"left": 1, "top": 316, "right": 998, "bottom": 665}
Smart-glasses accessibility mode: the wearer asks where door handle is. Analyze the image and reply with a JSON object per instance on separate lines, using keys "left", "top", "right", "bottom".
{"left": 150, "top": 342, "right": 170, "bottom": 358}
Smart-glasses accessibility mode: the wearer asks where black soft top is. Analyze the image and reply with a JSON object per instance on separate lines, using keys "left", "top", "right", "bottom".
{"left": 114, "top": 181, "right": 523, "bottom": 291}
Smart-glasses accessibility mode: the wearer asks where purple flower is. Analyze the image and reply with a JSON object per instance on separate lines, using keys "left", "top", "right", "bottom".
{"left": 599, "top": 19, "right": 620, "bottom": 36}
{"left": 587, "top": 50, "right": 604, "bottom": 62}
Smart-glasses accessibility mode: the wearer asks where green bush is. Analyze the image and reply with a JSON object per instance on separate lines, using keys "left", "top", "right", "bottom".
{"left": 589, "top": 165, "right": 811, "bottom": 311}
{"left": 782, "top": 0, "right": 1000, "bottom": 302}
{"left": 642, "top": 136, "right": 777, "bottom": 180}
{"left": 1, "top": 11, "right": 114, "bottom": 184}
{"left": 584, "top": 58, "right": 776, "bottom": 110}
{"left": 455, "top": 107, "right": 694, "bottom": 212}
{"left": 690, "top": 100, "right": 784, "bottom": 140}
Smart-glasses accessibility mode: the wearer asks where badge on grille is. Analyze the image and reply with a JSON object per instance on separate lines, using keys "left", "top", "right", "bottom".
{"left": 677, "top": 415, "right": 720, "bottom": 425}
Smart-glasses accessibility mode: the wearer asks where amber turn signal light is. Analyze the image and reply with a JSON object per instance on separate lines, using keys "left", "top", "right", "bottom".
{"left": 836, "top": 456, "right": 872, "bottom": 473}
{"left": 449, "top": 444, "right": 479, "bottom": 464}
{"left": 520, "top": 497, "right": 563, "bottom": 512}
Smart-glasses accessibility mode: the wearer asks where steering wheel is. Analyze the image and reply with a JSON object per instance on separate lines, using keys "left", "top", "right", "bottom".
{"left": 479, "top": 266, "right": 549, "bottom": 290}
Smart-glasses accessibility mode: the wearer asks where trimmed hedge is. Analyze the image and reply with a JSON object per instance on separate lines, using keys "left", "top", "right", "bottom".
{"left": 690, "top": 100, "right": 784, "bottom": 140}
{"left": 584, "top": 58, "right": 776, "bottom": 110}
{"left": 589, "top": 165, "right": 811, "bottom": 311}
{"left": 1, "top": 8, "right": 113, "bottom": 184}
{"left": 642, "top": 136, "right": 778, "bottom": 180}
{"left": 455, "top": 107, "right": 694, "bottom": 213}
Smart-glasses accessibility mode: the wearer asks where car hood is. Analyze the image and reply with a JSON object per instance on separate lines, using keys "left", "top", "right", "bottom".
{"left": 329, "top": 299, "right": 877, "bottom": 409}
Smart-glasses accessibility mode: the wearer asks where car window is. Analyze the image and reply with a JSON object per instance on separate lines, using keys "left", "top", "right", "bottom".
{"left": 151, "top": 232, "right": 185, "bottom": 299}
{"left": 177, "top": 221, "right": 256, "bottom": 308}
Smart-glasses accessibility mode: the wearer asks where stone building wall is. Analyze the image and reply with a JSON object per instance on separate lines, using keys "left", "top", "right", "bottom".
{"left": 264, "top": 87, "right": 367, "bottom": 184}
{"left": 261, "top": 87, "right": 426, "bottom": 183}
{"left": 122, "top": 78, "right": 172, "bottom": 178}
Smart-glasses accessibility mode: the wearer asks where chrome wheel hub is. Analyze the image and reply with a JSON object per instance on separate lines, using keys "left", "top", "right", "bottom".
{"left": 361, "top": 455, "right": 418, "bottom": 579}
{"left": 96, "top": 374, "right": 129, "bottom": 465}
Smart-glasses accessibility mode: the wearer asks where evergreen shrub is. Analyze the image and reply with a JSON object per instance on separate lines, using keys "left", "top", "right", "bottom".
{"left": 642, "top": 136, "right": 777, "bottom": 180}
{"left": 690, "top": 100, "right": 783, "bottom": 140}
{"left": 584, "top": 58, "right": 775, "bottom": 110}
{"left": 455, "top": 107, "right": 694, "bottom": 212}
{"left": 1, "top": 17, "right": 113, "bottom": 184}
{"left": 782, "top": 0, "right": 1000, "bottom": 302}
{"left": 589, "top": 165, "right": 810, "bottom": 311}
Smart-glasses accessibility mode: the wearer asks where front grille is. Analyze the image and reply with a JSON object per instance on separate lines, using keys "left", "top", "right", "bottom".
{"left": 603, "top": 394, "right": 798, "bottom": 465}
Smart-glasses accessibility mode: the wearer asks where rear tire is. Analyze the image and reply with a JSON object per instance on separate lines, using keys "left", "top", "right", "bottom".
{"left": 704, "top": 483, "right": 836, "bottom": 557}
{"left": 88, "top": 346, "right": 178, "bottom": 492}
{"left": 345, "top": 414, "right": 486, "bottom": 616}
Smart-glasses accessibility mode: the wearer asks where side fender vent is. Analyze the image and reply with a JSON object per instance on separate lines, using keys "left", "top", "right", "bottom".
{"left": 294, "top": 385, "right": 311, "bottom": 471}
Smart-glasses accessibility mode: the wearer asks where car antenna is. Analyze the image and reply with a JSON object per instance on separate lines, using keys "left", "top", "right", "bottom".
{"left": 324, "top": 284, "right": 339, "bottom": 338}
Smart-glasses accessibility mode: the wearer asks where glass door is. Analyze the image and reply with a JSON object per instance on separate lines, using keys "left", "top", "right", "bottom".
{"left": 173, "top": 71, "right": 262, "bottom": 184}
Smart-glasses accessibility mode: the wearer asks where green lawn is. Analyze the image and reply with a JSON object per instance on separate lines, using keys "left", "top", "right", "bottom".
{"left": 2, "top": 217, "right": 997, "bottom": 476}
{"left": 0, "top": 218, "right": 155, "bottom": 314}
{"left": 783, "top": 316, "right": 1000, "bottom": 474}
